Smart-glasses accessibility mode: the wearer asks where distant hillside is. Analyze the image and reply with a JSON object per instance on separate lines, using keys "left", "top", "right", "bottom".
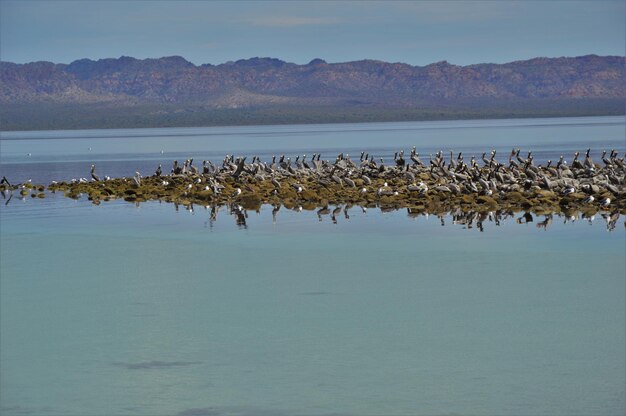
{"left": 1, "top": 55, "right": 624, "bottom": 130}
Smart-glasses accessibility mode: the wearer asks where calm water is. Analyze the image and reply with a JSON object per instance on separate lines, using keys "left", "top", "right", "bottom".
{"left": 1, "top": 117, "right": 625, "bottom": 416}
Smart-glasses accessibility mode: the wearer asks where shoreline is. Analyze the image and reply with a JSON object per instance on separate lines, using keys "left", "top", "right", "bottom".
{"left": 2, "top": 104, "right": 623, "bottom": 133}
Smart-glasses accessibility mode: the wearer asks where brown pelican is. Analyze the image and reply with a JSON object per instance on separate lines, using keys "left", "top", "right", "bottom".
{"left": 90, "top": 165, "right": 100, "bottom": 182}
{"left": 271, "top": 176, "right": 281, "bottom": 189}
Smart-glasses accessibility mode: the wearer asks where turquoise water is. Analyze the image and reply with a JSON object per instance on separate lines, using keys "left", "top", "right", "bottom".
{"left": 1, "top": 117, "right": 625, "bottom": 415}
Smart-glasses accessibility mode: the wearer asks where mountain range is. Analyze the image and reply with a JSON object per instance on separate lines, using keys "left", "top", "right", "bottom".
{"left": 1, "top": 55, "right": 624, "bottom": 130}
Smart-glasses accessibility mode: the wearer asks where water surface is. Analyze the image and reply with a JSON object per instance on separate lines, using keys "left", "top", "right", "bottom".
{"left": 1, "top": 117, "right": 625, "bottom": 416}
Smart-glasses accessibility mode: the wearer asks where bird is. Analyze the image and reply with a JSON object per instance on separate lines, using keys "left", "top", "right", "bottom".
{"left": 343, "top": 177, "right": 356, "bottom": 188}
{"left": 599, "top": 197, "right": 611, "bottom": 208}
{"left": 90, "top": 165, "right": 100, "bottom": 182}
{"left": 132, "top": 172, "right": 141, "bottom": 187}
{"left": 407, "top": 183, "right": 422, "bottom": 192}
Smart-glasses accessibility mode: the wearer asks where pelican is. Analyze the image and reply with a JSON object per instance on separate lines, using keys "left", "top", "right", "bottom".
{"left": 343, "top": 177, "right": 356, "bottom": 188}
{"left": 407, "top": 183, "right": 422, "bottom": 192}
{"left": 90, "top": 165, "right": 100, "bottom": 182}
{"left": 132, "top": 172, "right": 141, "bottom": 187}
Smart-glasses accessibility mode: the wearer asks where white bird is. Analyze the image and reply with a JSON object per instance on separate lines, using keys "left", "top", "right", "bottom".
{"left": 133, "top": 172, "right": 141, "bottom": 187}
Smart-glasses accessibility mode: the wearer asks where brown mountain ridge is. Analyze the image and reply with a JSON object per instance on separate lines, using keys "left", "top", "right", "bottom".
{"left": 1, "top": 55, "right": 624, "bottom": 130}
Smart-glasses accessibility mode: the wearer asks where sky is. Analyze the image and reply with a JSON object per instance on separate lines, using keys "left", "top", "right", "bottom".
{"left": 1, "top": 0, "right": 624, "bottom": 66}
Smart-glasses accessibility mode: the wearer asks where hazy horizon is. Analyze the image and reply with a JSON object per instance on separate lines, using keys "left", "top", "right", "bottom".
{"left": 2, "top": 52, "right": 624, "bottom": 67}
{"left": 1, "top": 1, "right": 624, "bottom": 66}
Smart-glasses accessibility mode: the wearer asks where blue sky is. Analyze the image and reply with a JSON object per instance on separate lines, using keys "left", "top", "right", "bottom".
{"left": 1, "top": 0, "right": 624, "bottom": 66}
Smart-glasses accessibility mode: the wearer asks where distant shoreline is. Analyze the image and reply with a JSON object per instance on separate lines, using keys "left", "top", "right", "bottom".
{"left": 1, "top": 99, "right": 624, "bottom": 132}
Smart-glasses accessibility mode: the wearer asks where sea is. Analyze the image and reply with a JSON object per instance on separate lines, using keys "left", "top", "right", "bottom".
{"left": 0, "top": 116, "right": 625, "bottom": 416}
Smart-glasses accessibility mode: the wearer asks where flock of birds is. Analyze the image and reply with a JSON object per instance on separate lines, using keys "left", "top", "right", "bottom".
{"left": 92, "top": 147, "right": 626, "bottom": 209}
{"left": 93, "top": 146, "right": 623, "bottom": 231}
{"left": 3, "top": 147, "right": 625, "bottom": 230}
